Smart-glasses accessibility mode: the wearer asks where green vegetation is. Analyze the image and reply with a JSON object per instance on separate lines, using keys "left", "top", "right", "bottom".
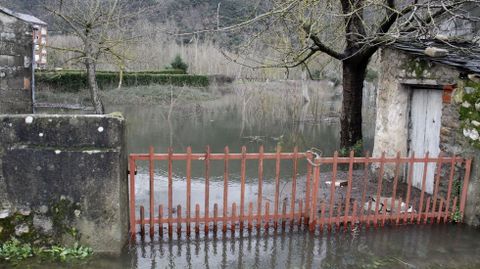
{"left": 458, "top": 80, "right": 480, "bottom": 148}
{"left": 0, "top": 198, "right": 93, "bottom": 264}
{"left": 0, "top": 239, "right": 33, "bottom": 262}
{"left": 36, "top": 70, "right": 209, "bottom": 92}
{"left": 170, "top": 55, "right": 188, "bottom": 73}
{"left": 0, "top": 239, "right": 92, "bottom": 263}
{"left": 339, "top": 139, "right": 364, "bottom": 157}
{"left": 451, "top": 209, "right": 462, "bottom": 223}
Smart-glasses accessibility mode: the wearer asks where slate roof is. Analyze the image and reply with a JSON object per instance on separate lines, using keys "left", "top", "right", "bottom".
{"left": 391, "top": 39, "right": 480, "bottom": 74}
{"left": 0, "top": 6, "right": 47, "bottom": 26}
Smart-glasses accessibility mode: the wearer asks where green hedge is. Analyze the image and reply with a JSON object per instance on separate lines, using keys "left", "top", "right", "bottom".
{"left": 36, "top": 71, "right": 209, "bottom": 92}
{"left": 38, "top": 69, "right": 187, "bottom": 75}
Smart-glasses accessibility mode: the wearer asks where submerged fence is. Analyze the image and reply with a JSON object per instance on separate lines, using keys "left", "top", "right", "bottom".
{"left": 128, "top": 146, "right": 472, "bottom": 239}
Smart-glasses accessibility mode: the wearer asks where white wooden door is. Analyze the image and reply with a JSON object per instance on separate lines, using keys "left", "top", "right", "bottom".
{"left": 409, "top": 89, "right": 443, "bottom": 194}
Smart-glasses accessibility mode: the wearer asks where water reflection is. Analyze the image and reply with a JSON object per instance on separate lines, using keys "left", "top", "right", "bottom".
{"left": 130, "top": 225, "right": 480, "bottom": 269}
{"left": 107, "top": 81, "right": 376, "bottom": 156}
{"left": 17, "top": 225, "right": 479, "bottom": 269}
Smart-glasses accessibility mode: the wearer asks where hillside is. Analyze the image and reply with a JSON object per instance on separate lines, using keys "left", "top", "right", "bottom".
{"left": 0, "top": 0, "right": 265, "bottom": 32}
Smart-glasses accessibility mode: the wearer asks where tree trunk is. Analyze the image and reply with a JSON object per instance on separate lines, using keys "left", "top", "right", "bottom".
{"left": 340, "top": 60, "right": 368, "bottom": 148}
{"left": 86, "top": 58, "right": 104, "bottom": 114}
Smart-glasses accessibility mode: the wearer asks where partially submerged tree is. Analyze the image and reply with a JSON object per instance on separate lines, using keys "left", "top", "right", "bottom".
{"left": 44, "top": 0, "right": 157, "bottom": 113}
{"left": 215, "top": 0, "right": 480, "bottom": 148}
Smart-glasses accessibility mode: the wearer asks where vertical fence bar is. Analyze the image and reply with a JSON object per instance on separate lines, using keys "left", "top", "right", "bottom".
{"left": 240, "top": 146, "right": 247, "bottom": 232}
{"left": 282, "top": 200, "right": 288, "bottom": 230}
{"left": 309, "top": 158, "right": 321, "bottom": 231}
{"left": 351, "top": 201, "right": 358, "bottom": 230}
{"left": 319, "top": 201, "right": 326, "bottom": 233}
{"left": 460, "top": 159, "right": 472, "bottom": 221}
{"left": 265, "top": 202, "right": 270, "bottom": 231}
{"left": 366, "top": 201, "right": 372, "bottom": 229}
{"left": 213, "top": 203, "right": 218, "bottom": 235}
{"left": 149, "top": 146, "right": 155, "bottom": 237}
{"left": 195, "top": 204, "right": 200, "bottom": 235}
{"left": 290, "top": 146, "right": 298, "bottom": 228}
{"left": 328, "top": 151, "right": 339, "bottom": 228}
{"left": 431, "top": 155, "right": 443, "bottom": 223}
{"left": 360, "top": 151, "right": 370, "bottom": 213}
{"left": 335, "top": 201, "right": 342, "bottom": 230}
{"left": 391, "top": 152, "right": 401, "bottom": 220}
{"left": 186, "top": 147, "right": 192, "bottom": 236}
{"left": 404, "top": 152, "right": 415, "bottom": 223}
{"left": 204, "top": 145, "right": 211, "bottom": 235}
{"left": 343, "top": 151, "right": 354, "bottom": 228}
{"left": 305, "top": 153, "right": 312, "bottom": 225}
{"left": 257, "top": 145, "right": 264, "bottom": 230}
{"left": 168, "top": 147, "right": 173, "bottom": 237}
{"left": 437, "top": 198, "right": 444, "bottom": 223}
{"left": 396, "top": 198, "right": 402, "bottom": 225}
{"left": 140, "top": 206, "right": 145, "bottom": 237}
{"left": 129, "top": 156, "right": 136, "bottom": 238}
{"left": 159, "top": 205, "right": 163, "bottom": 237}
{"left": 444, "top": 156, "right": 456, "bottom": 223}
{"left": 450, "top": 197, "right": 458, "bottom": 223}
{"left": 374, "top": 152, "right": 386, "bottom": 228}
{"left": 231, "top": 203, "right": 237, "bottom": 234}
{"left": 418, "top": 152, "right": 429, "bottom": 223}
{"left": 298, "top": 200, "right": 303, "bottom": 228}
{"left": 248, "top": 202, "right": 253, "bottom": 231}
{"left": 381, "top": 198, "right": 388, "bottom": 227}
{"left": 223, "top": 146, "right": 229, "bottom": 233}
{"left": 274, "top": 145, "right": 281, "bottom": 230}
{"left": 177, "top": 205, "right": 182, "bottom": 236}
{"left": 424, "top": 197, "right": 431, "bottom": 224}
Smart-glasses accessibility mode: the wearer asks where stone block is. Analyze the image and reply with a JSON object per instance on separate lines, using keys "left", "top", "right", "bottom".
{"left": 0, "top": 114, "right": 128, "bottom": 254}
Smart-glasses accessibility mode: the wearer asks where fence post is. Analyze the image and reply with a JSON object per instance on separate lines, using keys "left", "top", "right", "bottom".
{"left": 309, "top": 158, "right": 320, "bottom": 231}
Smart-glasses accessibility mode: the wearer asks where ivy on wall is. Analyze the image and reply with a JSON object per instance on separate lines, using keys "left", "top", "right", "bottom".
{"left": 456, "top": 80, "right": 480, "bottom": 147}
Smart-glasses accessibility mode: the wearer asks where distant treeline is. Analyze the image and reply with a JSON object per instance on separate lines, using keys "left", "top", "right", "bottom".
{"left": 36, "top": 70, "right": 211, "bottom": 91}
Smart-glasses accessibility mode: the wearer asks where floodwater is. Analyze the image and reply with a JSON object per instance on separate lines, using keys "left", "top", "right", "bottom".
{"left": 107, "top": 80, "right": 378, "bottom": 216}
{"left": 17, "top": 81, "right": 480, "bottom": 268}
{"left": 9, "top": 225, "right": 480, "bottom": 268}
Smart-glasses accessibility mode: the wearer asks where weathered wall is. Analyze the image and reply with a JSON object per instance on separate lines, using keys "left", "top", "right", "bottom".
{"left": 0, "top": 114, "right": 128, "bottom": 254}
{"left": 374, "top": 47, "right": 480, "bottom": 226}
{"left": 374, "top": 48, "right": 460, "bottom": 176}
{"left": 0, "top": 12, "right": 33, "bottom": 113}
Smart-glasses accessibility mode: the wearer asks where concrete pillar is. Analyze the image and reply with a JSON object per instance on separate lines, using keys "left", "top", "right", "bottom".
{"left": 0, "top": 113, "right": 128, "bottom": 254}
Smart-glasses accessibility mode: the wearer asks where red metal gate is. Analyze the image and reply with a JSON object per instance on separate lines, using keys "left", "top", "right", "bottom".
{"left": 128, "top": 146, "right": 472, "bottom": 239}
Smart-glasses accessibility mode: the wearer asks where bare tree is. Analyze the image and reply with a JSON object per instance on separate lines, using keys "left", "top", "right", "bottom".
{"left": 214, "top": 0, "right": 480, "bottom": 148}
{"left": 44, "top": 0, "right": 157, "bottom": 113}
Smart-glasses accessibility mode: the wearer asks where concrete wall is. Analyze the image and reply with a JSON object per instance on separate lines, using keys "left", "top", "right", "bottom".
{"left": 0, "top": 114, "right": 128, "bottom": 254}
{"left": 0, "top": 11, "right": 33, "bottom": 114}
{"left": 374, "top": 47, "right": 480, "bottom": 226}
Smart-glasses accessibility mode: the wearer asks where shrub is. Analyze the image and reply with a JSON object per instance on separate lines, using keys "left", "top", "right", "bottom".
{"left": 170, "top": 54, "right": 188, "bottom": 73}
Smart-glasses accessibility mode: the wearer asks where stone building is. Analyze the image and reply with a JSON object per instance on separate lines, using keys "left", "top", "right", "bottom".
{"left": 0, "top": 6, "right": 47, "bottom": 114}
{"left": 372, "top": 39, "right": 480, "bottom": 225}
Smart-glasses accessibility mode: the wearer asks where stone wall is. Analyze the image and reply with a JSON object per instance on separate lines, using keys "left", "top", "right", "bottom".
{"left": 0, "top": 113, "right": 128, "bottom": 254}
{"left": 374, "top": 48, "right": 461, "bottom": 175}
{"left": 0, "top": 11, "right": 33, "bottom": 114}
{"left": 374, "top": 47, "right": 480, "bottom": 226}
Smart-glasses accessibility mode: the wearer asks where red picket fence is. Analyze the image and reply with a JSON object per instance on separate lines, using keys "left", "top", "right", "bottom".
{"left": 128, "top": 146, "right": 472, "bottom": 239}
